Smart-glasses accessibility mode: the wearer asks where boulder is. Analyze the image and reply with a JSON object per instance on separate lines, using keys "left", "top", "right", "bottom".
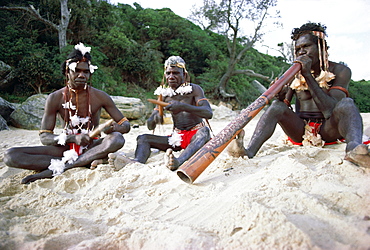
{"left": 211, "top": 104, "right": 237, "bottom": 121}
{"left": 0, "top": 97, "right": 15, "bottom": 121}
{"left": 9, "top": 94, "right": 148, "bottom": 130}
{"left": 0, "top": 115, "right": 9, "bottom": 130}
{"left": 101, "top": 96, "right": 147, "bottom": 121}
{"left": 9, "top": 94, "right": 47, "bottom": 130}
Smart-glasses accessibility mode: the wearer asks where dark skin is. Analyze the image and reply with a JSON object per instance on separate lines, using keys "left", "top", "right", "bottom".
{"left": 4, "top": 61, "right": 131, "bottom": 183}
{"left": 244, "top": 33, "right": 366, "bottom": 166}
{"left": 129, "top": 65, "right": 213, "bottom": 170}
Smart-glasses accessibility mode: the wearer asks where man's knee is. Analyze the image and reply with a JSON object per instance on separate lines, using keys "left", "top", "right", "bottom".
{"left": 136, "top": 134, "right": 148, "bottom": 144}
{"left": 270, "top": 100, "right": 289, "bottom": 111}
{"left": 106, "top": 132, "right": 125, "bottom": 151}
{"left": 3, "top": 148, "right": 19, "bottom": 168}
{"left": 195, "top": 127, "right": 211, "bottom": 142}
{"left": 264, "top": 100, "right": 290, "bottom": 116}
{"left": 336, "top": 97, "right": 356, "bottom": 108}
{"left": 335, "top": 98, "right": 359, "bottom": 113}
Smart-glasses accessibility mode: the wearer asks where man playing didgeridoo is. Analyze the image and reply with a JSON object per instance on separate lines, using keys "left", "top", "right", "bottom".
{"left": 109, "top": 56, "right": 213, "bottom": 171}
{"left": 4, "top": 43, "right": 131, "bottom": 184}
{"left": 230, "top": 22, "right": 369, "bottom": 168}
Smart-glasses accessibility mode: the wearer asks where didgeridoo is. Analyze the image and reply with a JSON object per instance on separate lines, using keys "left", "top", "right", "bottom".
{"left": 176, "top": 63, "right": 301, "bottom": 184}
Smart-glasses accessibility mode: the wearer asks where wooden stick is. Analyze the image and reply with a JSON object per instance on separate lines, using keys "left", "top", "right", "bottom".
{"left": 176, "top": 63, "right": 302, "bottom": 184}
{"left": 158, "top": 95, "right": 164, "bottom": 117}
{"left": 89, "top": 119, "right": 114, "bottom": 138}
{"left": 148, "top": 98, "right": 170, "bottom": 107}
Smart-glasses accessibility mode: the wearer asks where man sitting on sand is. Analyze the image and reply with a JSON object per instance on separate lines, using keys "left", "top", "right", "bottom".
{"left": 229, "top": 22, "right": 369, "bottom": 168}
{"left": 109, "top": 56, "right": 213, "bottom": 171}
{"left": 4, "top": 43, "right": 131, "bottom": 184}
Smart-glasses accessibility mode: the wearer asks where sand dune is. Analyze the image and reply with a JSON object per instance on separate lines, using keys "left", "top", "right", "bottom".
{"left": 0, "top": 109, "right": 369, "bottom": 249}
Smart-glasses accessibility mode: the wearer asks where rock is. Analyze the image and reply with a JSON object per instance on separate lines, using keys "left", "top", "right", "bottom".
{"left": 0, "top": 97, "right": 15, "bottom": 121}
{"left": 0, "top": 115, "right": 9, "bottom": 130}
{"left": 9, "top": 94, "right": 148, "bottom": 130}
{"left": 211, "top": 104, "right": 237, "bottom": 121}
{"left": 101, "top": 96, "right": 147, "bottom": 121}
{"left": 9, "top": 94, "right": 47, "bottom": 130}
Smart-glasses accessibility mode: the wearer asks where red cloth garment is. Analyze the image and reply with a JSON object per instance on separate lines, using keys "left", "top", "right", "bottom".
{"left": 68, "top": 136, "right": 98, "bottom": 156}
{"left": 287, "top": 122, "right": 345, "bottom": 146}
{"left": 168, "top": 121, "right": 207, "bottom": 149}
{"left": 177, "top": 129, "right": 198, "bottom": 149}
{"left": 69, "top": 143, "right": 84, "bottom": 156}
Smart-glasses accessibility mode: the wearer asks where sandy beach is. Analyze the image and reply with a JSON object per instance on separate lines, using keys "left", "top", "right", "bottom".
{"left": 0, "top": 107, "right": 369, "bottom": 249}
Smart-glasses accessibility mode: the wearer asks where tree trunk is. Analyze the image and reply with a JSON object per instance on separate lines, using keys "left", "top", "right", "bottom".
{"left": 58, "top": 0, "right": 70, "bottom": 51}
{"left": 218, "top": 56, "right": 239, "bottom": 98}
{"left": 218, "top": 69, "right": 236, "bottom": 98}
{"left": 0, "top": 0, "right": 70, "bottom": 52}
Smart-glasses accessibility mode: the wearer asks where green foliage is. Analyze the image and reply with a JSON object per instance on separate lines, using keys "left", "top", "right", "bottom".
{"left": 349, "top": 80, "right": 370, "bottom": 112}
{"left": 2, "top": 0, "right": 366, "bottom": 113}
{"left": 0, "top": 93, "right": 28, "bottom": 103}
{"left": 0, "top": 26, "right": 40, "bottom": 67}
{"left": 16, "top": 55, "right": 54, "bottom": 94}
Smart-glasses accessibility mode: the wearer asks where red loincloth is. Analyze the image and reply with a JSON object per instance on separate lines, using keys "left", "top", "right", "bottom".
{"left": 169, "top": 122, "right": 206, "bottom": 149}
{"left": 68, "top": 136, "right": 99, "bottom": 156}
{"left": 287, "top": 121, "right": 370, "bottom": 146}
{"left": 68, "top": 143, "right": 84, "bottom": 156}
{"left": 177, "top": 129, "right": 198, "bottom": 149}
{"left": 288, "top": 122, "right": 345, "bottom": 146}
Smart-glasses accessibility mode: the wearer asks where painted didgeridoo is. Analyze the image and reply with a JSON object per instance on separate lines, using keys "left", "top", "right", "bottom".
{"left": 176, "top": 62, "right": 301, "bottom": 184}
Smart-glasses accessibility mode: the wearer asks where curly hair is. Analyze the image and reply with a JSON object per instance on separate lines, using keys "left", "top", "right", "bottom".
{"left": 60, "top": 49, "right": 92, "bottom": 76}
{"left": 291, "top": 22, "right": 332, "bottom": 75}
{"left": 291, "top": 22, "right": 327, "bottom": 41}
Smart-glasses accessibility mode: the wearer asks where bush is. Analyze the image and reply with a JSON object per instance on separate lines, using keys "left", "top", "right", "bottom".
{"left": 349, "top": 80, "right": 370, "bottom": 112}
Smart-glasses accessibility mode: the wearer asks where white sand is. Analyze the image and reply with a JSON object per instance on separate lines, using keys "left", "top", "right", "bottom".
{"left": 0, "top": 108, "right": 369, "bottom": 249}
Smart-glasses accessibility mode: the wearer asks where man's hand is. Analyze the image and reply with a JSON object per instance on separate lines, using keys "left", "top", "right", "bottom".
{"left": 147, "top": 110, "right": 163, "bottom": 130}
{"left": 295, "top": 55, "right": 312, "bottom": 77}
{"left": 74, "top": 133, "right": 92, "bottom": 147}
{"left": 165, "top": 101, "right": 186, "bottom": 114}
{"left": 270, "top": 77, "right": 288, "bottom": 101}
{"left": 276, "top": 85, "right": 289, "bottom": 101}
{"left": 103, "top": 121, "right": 130, "bottom": 134}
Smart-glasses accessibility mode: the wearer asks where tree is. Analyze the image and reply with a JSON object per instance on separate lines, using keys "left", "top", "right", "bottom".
{"left": 190, "top": 0, "right": 278, "bottom": 98}
{"left": 263, "top": 42, "right": 294, "bottom": 64}
{"left": 16, "top": 55, "right": 54, "bottom": 94}
{"left": 0, "top": 0, "right": 70, "bottom": 52}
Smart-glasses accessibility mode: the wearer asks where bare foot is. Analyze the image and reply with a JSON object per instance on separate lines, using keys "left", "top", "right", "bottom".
{"left": 90, "top": 158, "right": 108, "bottom": 170}
{"left": 21, "top": 169, "right": 53, "bottom": 184}
{"left": 108, "top": 152, "right": 135, "bottom": 171}
{"left": 345, "top": 144, "right": 370, "bottom": 168}
{"left": 227, "top": 129, "right": 247, "bottom": 158}
{"left": 164, "top": 148, "right": 180, "bottom": 171}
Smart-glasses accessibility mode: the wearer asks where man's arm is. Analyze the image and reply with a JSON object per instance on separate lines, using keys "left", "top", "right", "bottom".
{"left": 39, "top": 92, "right": 65, "bottom": 146}
{"left": 297, "top": 56, "right": 351, "bottom": 119}
{"left": 165, "top": 84, "right": 213, "bottom": 119}
{"left": 147, "top": 108, "right": 164, "bottom": 131}
{"left": 99, "top": 91, "right": 130, "bottom": 134}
